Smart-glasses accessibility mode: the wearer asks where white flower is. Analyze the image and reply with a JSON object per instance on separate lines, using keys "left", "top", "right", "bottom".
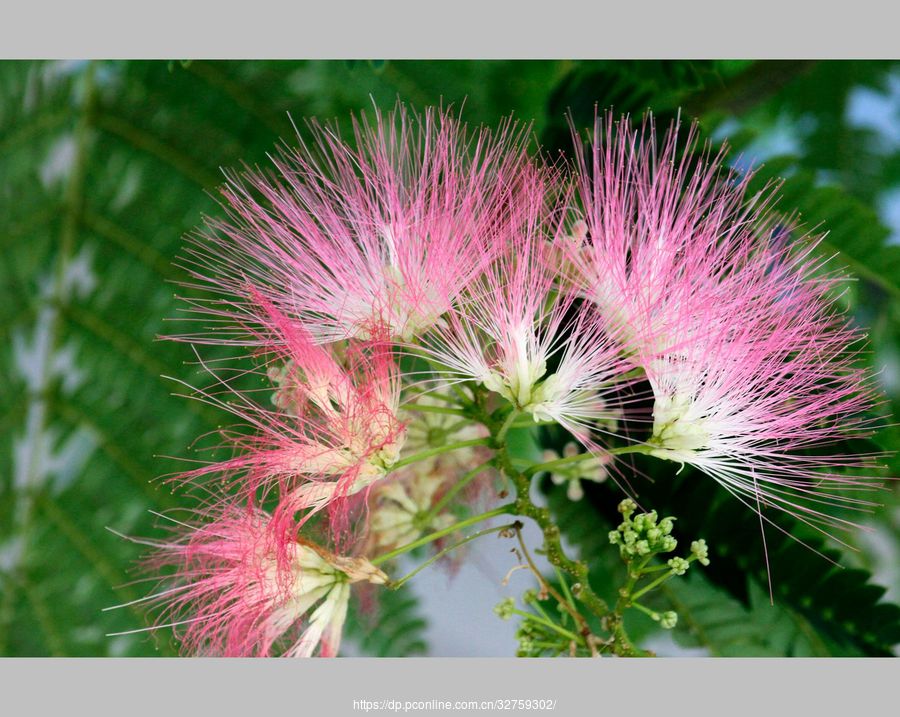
{"left": 280, "top": 544, "right": 388, "bottom": 658}
{"left": 543, "top": 443, "right": 610, "bottom": 501}
{"left": 369, "top": 471, "right": 456, "bottom": 552}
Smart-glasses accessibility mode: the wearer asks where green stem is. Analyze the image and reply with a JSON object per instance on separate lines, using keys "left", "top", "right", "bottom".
{"left": 525, "top": 595, "right": 557, "bottom": 625}
{"left": 448, "top": 382, "right": 475, "bottom": 407}
{"left": 639, "top": 563, "right": 672, "bottom": 575}
{"left": 382, "top": 378, "right": 657, "bottom": 657}
{"left": 606, "top": 555, "right": 657, "bottom": 657}
{"left": 388, "top": 523, "right": 515, "bottom": 589}
{"left": 631, "top": 602, "right": 659, "bottom": 620}
{"left": 437, "top": 418, "right": 474, "bottom": 438}
{"left": 523, "top": 443, "right": 653, "bottom": 477}
{"left": 371, "top": 503, "right": 514, "bottom": 566}
{"left": 403, "top": 403, "right": 468, "bottom": 417}
{"left": 510, "top": 418, "right": 557, "bottom": 428}
{"left": 390, "top": 437, "right": 491, "bottom": 471}
{"left": 611, "top": 444, "right": 655, "bottom": 457}
{"left": 529, "top": 640, "right": 572, "bottom": 651}
{"left": 403, "top": 388, "right": 460, "bottom": 406}
{"left": 524, "top": 451, "right": 597, "bottom": 477}
{"left": 631, "top": 570, "right": 674, "bottom": 602}
{"left": 514, "top": 524, "right": 591, "bottom": 638}
{"left": 632, "top": 554, "right": 655, "bottom": 576}
{"left": 510, "top": 608, "right": 580, "bottom": 643}
{"left": 554, "top": 565, "right": 578, "bottom": 613}
{"left": 495, "top": 409, "right": 520, "bottom": 444}
{"left": 494, "top": 445, "right": 610, "bottom": 620}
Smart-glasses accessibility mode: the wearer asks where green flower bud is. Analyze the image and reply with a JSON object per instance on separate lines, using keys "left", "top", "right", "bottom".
{"left": 691, "top": 539, "right": 711, "bottom": 566}
{"left": 635, "top": 540, "right": 651, "bottom": 556}
{"left": 517, "top": 623, "right": 537, "bottom": 639}
{"left": 667, "top": 557, "right": 689, "bottom": 576}
{"left": 494, "top": 597, "right": 515, "bottom": 620}
{"left": 660, "top": 535, "right": 677, "bottom": 552}
{"left": 618, "top": 499, "right": 637, "bottom": 518}
{"left": 659, "top": 517, "right": 675, "bottom": 535}
{"left": 608, "top": 530, "right": 620, "bottom": 545}
{"left": 660, "top": 611, "right": 678, "bottom": 629}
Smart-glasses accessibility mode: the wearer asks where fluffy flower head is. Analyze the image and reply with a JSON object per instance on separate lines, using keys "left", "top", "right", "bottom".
{"left": 174, "top": 292, "right": 406, "bottom": 539}
{"left": 422, "top": 166, "right": 635, "bottom": 443}
{"left": 138, "top": 507, "right": 386, "bottom": 657}
{"left": 181, "top": 103, "right": 532, "bottom": 344}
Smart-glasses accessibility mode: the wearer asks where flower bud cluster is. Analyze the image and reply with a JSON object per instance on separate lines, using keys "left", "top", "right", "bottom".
{"left": 609, "top": 500, "right": 712, "bottom": 632}
{"left": 608, "top": 499, "right": 677, "bottom": 558}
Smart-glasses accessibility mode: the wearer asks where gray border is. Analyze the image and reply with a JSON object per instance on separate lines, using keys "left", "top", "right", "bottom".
{"left": 2, "top": 657, "right": 897, "bottom": 715}
{"left": 1, "top": 1, "right": 898, "bottom": 59}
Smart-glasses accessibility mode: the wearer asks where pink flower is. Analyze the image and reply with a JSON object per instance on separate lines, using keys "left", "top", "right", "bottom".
{"left": 180, "top": 103, "right": 531, "bottom": 345}
{"left": 571, "top": 112, "right": 884, "bottom": 537}
{"left": 130, "top": 506, "right": 386, "bottom": 657}
{"left": 637, "top": 258, "right": 881, "bottom": 538}
{"left": 421, "top": 165, "right": 636, "bottom": 445}
{"left": 566, "top": 113, "right": 772, "bottom": 354}
{"left": 173, "top": 291, "right": 406, "bottom": 539}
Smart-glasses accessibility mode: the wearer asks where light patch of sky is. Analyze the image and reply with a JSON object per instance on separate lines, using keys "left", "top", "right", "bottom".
{"left": 875, "top": 341, "right": 899, "bottom": 397}
{"left": 342, "top": 518, "right": 540, "bottom": 657}
{"left": 11, "top": 246, "right": 98, "bottom": 501}
{"left": 877, "top": 187, "right": 900, "bottom": 246}
{"left": 345, "top": 476, "right": 696, "bottom": 656}
{"left": 39, "top": 133, "right": 77, "bottom": 189}
{"left": 846, "top": 71, "right": 900, "bottom": 245}
{"left": 20, "top": 61, "right": 84, "bottom": 115}
{"left": 846, "top": 73, "right": 900, "bottom": 152}
{"left": 718, "top": 77, "right": 900, "bottom": 247}
{"left": 110, "top": 163, "right": 143, "bottom": 212}
{"left": 28, "top": 426, "right": 97, "bottom": 496}
{"left": 642, "top": 629, "right": 709, "bottom": 657}
{"left": 713, "top": 113, "right": 818, "bottom": 176}
{"left": 0, "top": 537, "right": 25, "bottom": 574}
{"left": 859, "top": 510, "right": 900, "bottom": 604}
{"left": 107, "top": 635, "right": 137, "bottom": 657}
{"left": 37, "top": 244, "right": 97, "bottom": 301}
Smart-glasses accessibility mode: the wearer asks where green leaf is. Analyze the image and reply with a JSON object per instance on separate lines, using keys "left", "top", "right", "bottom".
{"left": 664, "top": 572, "right": 838, "bottom": 657}
{"left": 345, "top": 586, "right": 429, "bottom": 657}
{"left": 746, "top": 156, "right": 900, "bottom": 302}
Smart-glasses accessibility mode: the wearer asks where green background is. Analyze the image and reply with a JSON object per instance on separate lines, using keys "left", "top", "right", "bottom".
{"left": 1, "top": 60, "right": 898, "bottom": 656}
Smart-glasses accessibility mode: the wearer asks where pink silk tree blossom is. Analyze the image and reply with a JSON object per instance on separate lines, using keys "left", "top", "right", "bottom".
{"left": 124, "top": 507, "right": 386, "bottom": 657}
{"left": 178, "top": 103, "right": 532, "bottom": 345}
{"left": 419, "top": 164, "right": 640, "bottom": 448}
{"left": 171, "top": 291, "right": 406, "bottom": 542}
{"left": 570, "top": 112, "right": 884, "bottom": 540}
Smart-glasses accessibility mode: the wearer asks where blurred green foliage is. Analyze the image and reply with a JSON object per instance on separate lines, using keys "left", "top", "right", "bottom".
{"left": 1, "top": 60, "right": 898, "bottom": 656}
